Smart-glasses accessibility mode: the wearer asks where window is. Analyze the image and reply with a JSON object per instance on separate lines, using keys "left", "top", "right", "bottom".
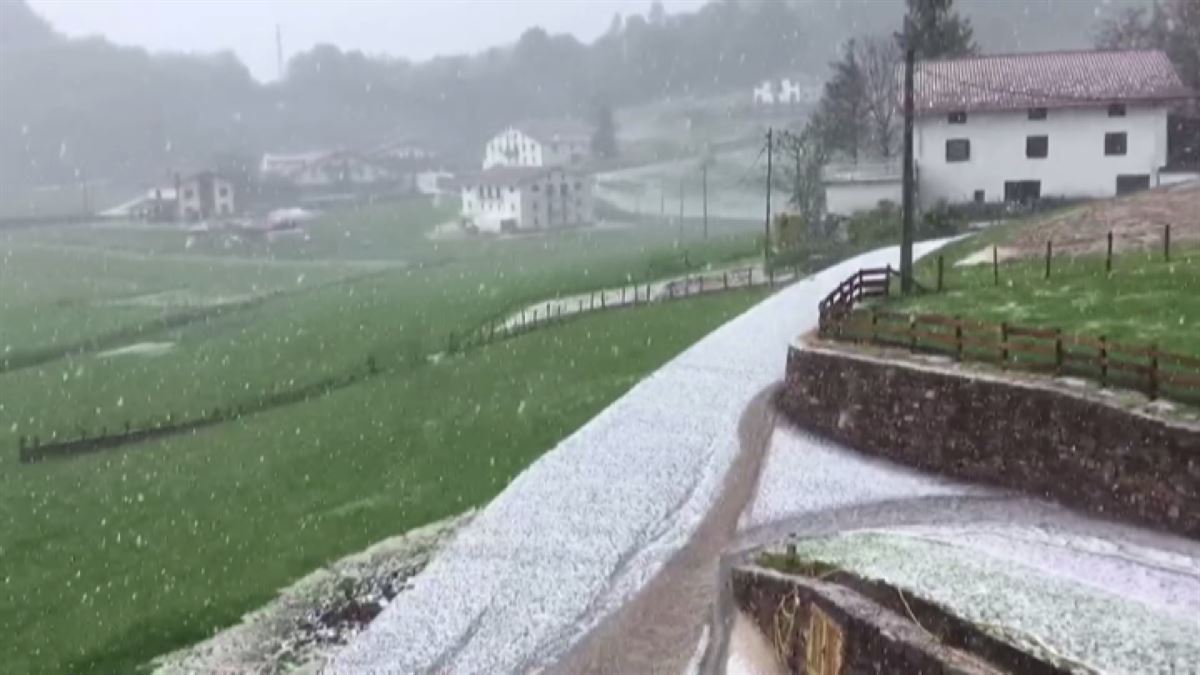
{"left": 531, "top": 183, "right": 539, "bottom": 192}
{"left": 1116, "top": 174, "right": 1150, "bottom": 195}
{"left": 973, "top": 190, "right": 985, "bottom": 204}
{"left": 184, "top": 188, "right": 194, "bottom": 199}
{"left": 1004, "top": 180, "right": 1042, "bottom": 203}
{"left": 948, "top": 111, "right": 967, "bottom": 124}
{"left": 1026, "top": 135, "right": 1048, "bottom": 159}
{"left": 560, "top": 184, "right": 569, "bottom": 196}
{"left": 1108, "top": 103, "right": 1126, "bottom": 117}
{"left": 218, "top": 186, "right": 229, "bottom": 197}
{"left": 945, "top": 138, "right": 970, "bottom": 162}
{"left": 1105, "top": 132, "right": 1127, "bottom": 156}
{"left": 1028, "top": 107, "right": 1047, "bottom": 120}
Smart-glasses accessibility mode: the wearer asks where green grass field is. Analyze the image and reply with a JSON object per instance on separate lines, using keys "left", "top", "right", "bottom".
{"left": 0, "top": 197, "right": 767, "bottom": 673}
{"left": 888, "top": 232, "right": 1200, "bottom": 358}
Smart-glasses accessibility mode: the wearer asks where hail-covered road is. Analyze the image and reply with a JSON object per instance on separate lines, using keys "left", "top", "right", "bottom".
{"left": 327, "top": 241, "right": 950, "bottom": 675}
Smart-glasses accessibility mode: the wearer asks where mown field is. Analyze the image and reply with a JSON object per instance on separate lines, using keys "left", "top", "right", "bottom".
{"left": 0, "top": 198, "right": 767, "bottom": 674}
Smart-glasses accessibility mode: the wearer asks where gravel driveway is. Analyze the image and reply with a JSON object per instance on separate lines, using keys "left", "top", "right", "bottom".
{"left": 326, "top": 241, "right": 951, "bottom": 675}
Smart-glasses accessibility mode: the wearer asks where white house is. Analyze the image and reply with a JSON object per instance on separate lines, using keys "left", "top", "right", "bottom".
{"left": 177, "top": 171, "right": 234, "bottom": 221}
{"left": 913, "top": 49, "right": 1191, "bottom": 207}
{"left": 824, "top": 49, "right": 1192, "bottom": 214}
{"left": 482, "top": 120, "right": 592, "bottom": 169}
{"left": 459, "top": 166, "right": 594, "bottom": 234}
{"left": 753, "top": 78, "right": 820, "bottom": 107}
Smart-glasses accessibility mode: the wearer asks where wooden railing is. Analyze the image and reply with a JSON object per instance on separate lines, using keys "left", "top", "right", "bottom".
{"left": 817, "top": 266, "right": 896, "bottom": 330}
{"left": 822, "top": 305, "right": 1200, "bottom": 404}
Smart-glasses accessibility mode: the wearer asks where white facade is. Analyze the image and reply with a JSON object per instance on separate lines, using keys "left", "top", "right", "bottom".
{"left": 178, "top": 174, "right": 234, "bottom": 221}
{"left": 460, "top": 167, "right": 594, "bottom": 234}
{"left": 482, "top": 127, "right": 590, "bottom": 170}
{"left": 825, "top": 180, "right": 902, "bottom": 216}
{"left": 916, "top": 104, "right": 1170, "bottom": 208}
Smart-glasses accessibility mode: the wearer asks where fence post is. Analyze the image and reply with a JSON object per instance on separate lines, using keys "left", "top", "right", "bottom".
{"left": 1000, "top": 322, "right": 1009, "bottom": 365}
{"left": 909, "top": 314, "right": 917, "bottom": 351}
{"left": 936, "top": 255, "right": 944, "bottom": 292}
{"left": 769, "top": 267, "right": 775, "bottom": 287}
{"left": 1148, "top": 343, "right": 1159, "bottom": 400}
{"left": 1054, "top": 329, "right": 1064, "bottom": 375}
{"left": 870, "top": 309, "right": 878, "bottom": 343}
{"left": 1106, "top": 231, "right": 1113, "bottom": 273}
{"left": 886, "top": 264, "right": 893, "bottom": 296}
{"left": 1044, "top": 240, "right": 1052, "bottom": 280}
{"left": 646, "top": 282, "right": 651, "bottom": 302}
{"left": 1098, "top": 335, "right": 1108, "bottom": 387}
{"left": 793, "top": 264, "right": 800, "bottom": 281}
{"left": 992, "top": 245, "right": 999, "bottom": 286}
{"left": 1165, "top": 223, "right": 1171, "bottom": 262}
{"left": 601, "top": 292, "right": 606, "bottom": 309}
{"left": 622, "top": 286, "right": 627, "bottom": 305}
{"left": 723, "top": 271, "right": 728, "bottom": 290}
{"left": 954, "top": 315, "right": 963, "bottom": 361}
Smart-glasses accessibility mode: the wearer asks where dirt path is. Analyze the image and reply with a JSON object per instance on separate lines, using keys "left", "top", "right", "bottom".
{"left": 543, "top": 383, "right": 780, "bottom": 675}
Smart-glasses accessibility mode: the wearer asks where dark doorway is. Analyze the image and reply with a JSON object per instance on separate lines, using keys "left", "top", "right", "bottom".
{"left": 1004, "top": 180, "right": 1041, "bottom": 204}
{"left": 1115, "top": 174, "right": 1150, "bottom": 195}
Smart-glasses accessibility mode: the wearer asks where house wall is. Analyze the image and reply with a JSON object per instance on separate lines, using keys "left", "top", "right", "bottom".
{"left": 213, "top": 178, "right": 234, "bottom": 216}
{"left": 825, "top": 181, "right": 902, "bottom": 216}
{"left": 483, "top": 129, "right": 544, "bottom": 169}
{"left": 461, "top": 181, "right": 523, "bottom": 233}
{"left": 916, "top": 104, "right": 1168, "bottom": 207}
{"left": 519, "top": 169, "right": 593, "bottom": 230}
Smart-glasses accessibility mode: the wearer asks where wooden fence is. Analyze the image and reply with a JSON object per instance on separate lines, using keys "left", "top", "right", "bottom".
{"left": 818, "top": 270, "right": 1200, "bottom": 404}
{"left": 19, "top": 264, "right": 805, "bottom": 463}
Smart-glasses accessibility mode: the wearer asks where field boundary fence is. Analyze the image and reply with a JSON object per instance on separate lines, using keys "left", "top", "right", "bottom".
{"left": 818, "top": 268, "right": 1200, "bottom": 405}
{"left": 17, "top": 263, "right": 805, "bottom": 463}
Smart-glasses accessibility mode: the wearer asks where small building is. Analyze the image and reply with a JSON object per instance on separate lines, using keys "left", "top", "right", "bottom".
{"left": 459, "top": 166, "right": 594, "bottom": 234}
{"left": 912, "top": 49, "right": 1192, "bottom": 207}
{"left": 482, "top": 120, "right": 593, "bottom": 169}
{"left": 822, "top": 162, "right": 902, "bottom": 217}
{"left": 177, "top": 171, "right": 234, "bottom": 221}
{"left": 100, "top": 187, "right": 178, "bottom": 221}
{"left": 260, "top": 150, "right": 400, "bottom": 190}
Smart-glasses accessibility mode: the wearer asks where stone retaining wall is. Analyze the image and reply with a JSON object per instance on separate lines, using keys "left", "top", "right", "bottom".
{"left": 779, "top": 342, "right": 1200, "bottom": 540}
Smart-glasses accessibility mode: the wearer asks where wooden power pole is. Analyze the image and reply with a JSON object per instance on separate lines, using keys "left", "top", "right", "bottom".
{"left": 901, "top": 47, "right": 915, "bottom": 293}
{"left": 702, "top": 162, "right": 709, "bottom": 239}
{"left": 764, "top": 127, "right": 773, "bottom": 268}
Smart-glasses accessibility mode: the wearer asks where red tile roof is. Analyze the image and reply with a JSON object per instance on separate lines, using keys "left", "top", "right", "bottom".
{"left": 914, "top": 49, "right": 1191, "bottom": 115}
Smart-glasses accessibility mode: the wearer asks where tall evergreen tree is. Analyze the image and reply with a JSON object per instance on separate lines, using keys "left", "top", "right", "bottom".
{"left": 590, "top": 100, "right": 618, "bottom": 159}
{"left": 898, "top": 0, "right": 977, "bottom": 59}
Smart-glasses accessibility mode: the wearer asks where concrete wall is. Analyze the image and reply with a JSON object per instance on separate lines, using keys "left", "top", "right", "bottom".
{"left": 916, "top": 104, "right": 1168, "bottom": 207}
{"left": 778, "top": 343, "right": 1200, "bottom": 539}
{"left": 824, "top": 181, "right": 901, "bottom": 216}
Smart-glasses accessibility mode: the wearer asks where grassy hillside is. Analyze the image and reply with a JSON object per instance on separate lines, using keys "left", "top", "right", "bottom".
{"left": 0, "top": 198, "right": 767, "bottom": 673}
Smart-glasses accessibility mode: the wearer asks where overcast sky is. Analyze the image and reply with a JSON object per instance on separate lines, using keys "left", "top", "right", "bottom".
{"left": 28, "top": 0, "right": 707, "bottom": 81}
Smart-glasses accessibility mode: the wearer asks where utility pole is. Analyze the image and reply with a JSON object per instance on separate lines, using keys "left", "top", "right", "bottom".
{"left": 702, "top": 162, "right": 709, "bottom": 239}
{"left": 678, "top": 177, "right": 684, "bottom": 240}
{"left": 276, "top": 24, "right": 285, "bottom": 80}
{"left": 764, "top": 127, "right": 773, "bottom": 268}
{"left": 660, "top": 181, "right": 665, "bottom": 222}
{"left": 901, "top": 47, "right": 915, "bottom": 293}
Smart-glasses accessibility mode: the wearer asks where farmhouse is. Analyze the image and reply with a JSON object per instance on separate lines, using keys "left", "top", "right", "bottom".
{"left": 177, "top": 171, "right": 235, "bottom": 221}
{"left": 100, "top": 187, "right": 178, "bottom": 222}
{"left": 459, "top": 165, "right": 594, "bottom": 234}
{"left": 916, "top": 49, "right": 1192, "bottom": 206}
{"left": 824, "top": 49, "right": 1195, "bottom": 215}
{"left": 482, "top": 120, "right": 592, "bottom": 169}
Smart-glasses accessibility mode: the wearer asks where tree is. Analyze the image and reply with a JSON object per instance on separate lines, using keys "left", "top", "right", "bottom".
{"left": 898, "top": 0, "right": 977, "bottom": 59}
{"left": 778, "top": 122, "right": 829, "bottom": 235}
{"left": 818, "top": 40, "right": 869, "bottom": 163}
{"left": 591, "top": 100, "right": 618, "bottom": 159}
{"left": 857, "top": 36, "right": 901, "bottom": 159}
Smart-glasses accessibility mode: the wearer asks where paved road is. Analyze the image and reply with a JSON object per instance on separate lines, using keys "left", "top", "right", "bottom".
{"left": 327, "top": 241, "right": 951, "bottom": 675}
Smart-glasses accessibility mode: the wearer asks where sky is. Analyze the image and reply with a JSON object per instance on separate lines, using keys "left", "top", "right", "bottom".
{"left": 27, "top": 0, "right": 707, "bottom": 82}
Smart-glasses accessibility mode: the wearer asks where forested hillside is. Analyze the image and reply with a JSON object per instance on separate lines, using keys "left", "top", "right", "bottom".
{"left": 0, "top": 0, "right": 1146, "bottom": 190}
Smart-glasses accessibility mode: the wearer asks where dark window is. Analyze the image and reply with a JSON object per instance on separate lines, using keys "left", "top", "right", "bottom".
{"left": 1004, "top": 180, "right": 1041, "bottom": 203}
{"left": 945, "top": 138, "right": 971, "bottom": 162}
{"left": 1026, "top": 135, "right": 1048, "bottom": 159}
{"left": 1108, "top": 103, "right": 1126, "bottom": 117}
{"left": 1028, "top": 107, "right": 1048, "bottom": 120}
{"left": 184, "top": 188, "right": 195, "bottom": 199}
{"left": 948, "top": 111, "right": 967, "bottom": 124}
{"left": 1105, "top": 132, "right": 1127, "bottom": 156}
{"left": 531, "top": 184, "right": 539, "bottom": 192}
{"left": 560, "top": 184, "right": 569, "bottom": 196}
{"left": 973, "top": 190, "right": 985, "bottom": 204}
{"left": 218, "top": 187, "right": 229, "bottom": 197}
{"left": 1116, "top": 174, "right": 1150, "bottom": 195}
